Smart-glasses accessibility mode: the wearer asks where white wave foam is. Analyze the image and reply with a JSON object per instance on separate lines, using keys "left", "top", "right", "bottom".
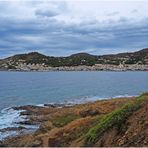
{"left": 63, "top": 94, "right": 136, "bottom": 105}
{"left": 0, "top": 131, "right": 18, "bottom": 141}
{"left": 111, "top": 94, "right": 137, "bottom": 99}
{"left": 36, "top": 104, "right": 45, "bottom": 107}
{"left": 0, "top": 107, "right": 39, "bottom": 141}
{"left": 63, "top": 96, "right": 106, "bottom": 105}
{"left": 0, "top": 108, "right": 25, "bottom": 130}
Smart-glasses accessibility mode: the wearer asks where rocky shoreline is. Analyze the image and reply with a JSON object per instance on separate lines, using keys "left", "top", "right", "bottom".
{"left": 0, "top": 99, "right": 125, "bottom": 141}
{"left": 0, "top": 103, "right": 77, "bottom": 141}
{"left": 0, "top": 93, "right": 148, "bottom": 147}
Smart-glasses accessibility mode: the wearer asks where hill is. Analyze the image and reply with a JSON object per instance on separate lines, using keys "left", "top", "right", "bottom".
{"left": 0, "top": 48, "right": 148, "bottom": 71}
{"left": 101, "top": 48, "right": 148, "bottom": 65}
{"left": 0, "top": 93, "right": 148, "bottom": 147}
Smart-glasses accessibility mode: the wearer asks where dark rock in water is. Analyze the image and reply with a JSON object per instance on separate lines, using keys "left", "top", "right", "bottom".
{"left": 44, "top": 104, "right": 56, "bottom": 108}
{"left": 13, "top": 105, "right": 44, "bottom": 111}
{"left": 44, "top": 103, "right": 65, "bottom": 108}
{"left": 17, "top": 120, "right": 37, "bottom": 125}
{"left": 44, "top": 103, "right": 74, "bottom": 108}
{"left": 79, "top": 109, "right": 99, "bottom": 117}
{"left": 20, "top": 111, "right": 33, "bottom": 116}
{"left": 0, "top": 126, "right": 26, "bottom": 133}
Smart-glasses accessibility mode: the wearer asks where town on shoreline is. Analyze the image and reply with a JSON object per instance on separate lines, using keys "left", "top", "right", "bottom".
{"left": 0, "top": 48, "right": 148, "bottom": 71}
{"left": 1, "top": 64, "right": 148, "bottom": 71}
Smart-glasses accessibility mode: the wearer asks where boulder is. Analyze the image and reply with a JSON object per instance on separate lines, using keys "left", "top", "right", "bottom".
{"left": 79, "top": 109, "right": 99, "bottom": 117}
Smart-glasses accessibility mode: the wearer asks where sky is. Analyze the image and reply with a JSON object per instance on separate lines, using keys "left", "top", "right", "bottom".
{"left": 0, "top": 0, "right": 148, "bottom": 58}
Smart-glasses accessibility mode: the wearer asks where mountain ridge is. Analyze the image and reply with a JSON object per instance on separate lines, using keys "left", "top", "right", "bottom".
{"left": 2, "top": 48, "right": 148, "bottom": 60}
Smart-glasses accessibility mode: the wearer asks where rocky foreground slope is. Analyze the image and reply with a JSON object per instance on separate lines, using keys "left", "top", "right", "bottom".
{"left": 0, "top": 93, "right": 148, "bottom": 147}
{"left": 0, "top": 48, "right": 148, "bottom": 71}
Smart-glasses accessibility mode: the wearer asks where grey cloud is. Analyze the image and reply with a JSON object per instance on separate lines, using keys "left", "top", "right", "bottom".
{"left": 0, "top": 13, "right": 148, "bottom": 58}
{"left": 34, "top": 1, "right": 67, "bottom": 18}
{"left": 35, "top": 9, "right": 59, "bottom": 17}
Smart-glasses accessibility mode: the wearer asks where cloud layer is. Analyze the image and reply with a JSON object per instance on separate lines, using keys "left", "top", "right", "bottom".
{"left": 0, "top": 0, "right": 148, "bottom": 58}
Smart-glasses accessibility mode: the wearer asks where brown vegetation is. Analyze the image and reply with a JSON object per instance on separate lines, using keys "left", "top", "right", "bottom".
{"left": 0, "top": 94, "right": 147, "bottom": 147}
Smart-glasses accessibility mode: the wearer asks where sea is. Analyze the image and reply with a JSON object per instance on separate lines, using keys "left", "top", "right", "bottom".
{"left": 0, "top": 71, "right": 148, "bottom": 139}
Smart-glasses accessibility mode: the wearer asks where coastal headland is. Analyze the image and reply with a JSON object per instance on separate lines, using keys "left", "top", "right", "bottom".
{"left": 0, "top": 93, "right": 148, "bottom": 147}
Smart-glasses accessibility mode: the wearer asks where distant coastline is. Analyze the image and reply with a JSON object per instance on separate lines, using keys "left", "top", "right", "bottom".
{"left": 0, "top": 64, "right": 148, "bottom": 72}
{"left": 0, "top": 48, "right": 148, "bottom": 71}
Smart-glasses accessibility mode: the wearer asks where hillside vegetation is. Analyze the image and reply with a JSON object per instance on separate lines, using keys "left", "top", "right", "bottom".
{"left": 0, "top": 48, "right": 148, "bottom": 70}
{"left": 1, "top": 93, "right": 148, "bottom": 147}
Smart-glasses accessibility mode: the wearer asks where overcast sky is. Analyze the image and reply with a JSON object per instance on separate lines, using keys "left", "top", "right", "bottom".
{"left": 0, "top": 0, "right": 148, "bottom": 58}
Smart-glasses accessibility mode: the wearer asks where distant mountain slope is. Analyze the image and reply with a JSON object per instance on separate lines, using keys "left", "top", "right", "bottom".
{"left": 100, "top": 48, "right": 148, "bottom": 65}
{"left": 0, "top": 48, "right": 148, "bottom": 70}
{"left": 5, "top": 52, "right": 49, "bottom": 64}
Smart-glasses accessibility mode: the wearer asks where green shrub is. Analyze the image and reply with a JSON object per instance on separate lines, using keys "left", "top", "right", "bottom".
{"left": 139, "top": 92, "right": 148, "bottom": 97}
{"left": 84, "top": 94, "right": 147, "bottom": 146}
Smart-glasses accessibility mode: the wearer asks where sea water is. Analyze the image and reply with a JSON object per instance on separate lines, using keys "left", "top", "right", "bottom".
{"left": 0, "top": 71, "right": 148, "bottom": 134}
{"left": 0, "top": 71, "right": 148, "bottom": 110}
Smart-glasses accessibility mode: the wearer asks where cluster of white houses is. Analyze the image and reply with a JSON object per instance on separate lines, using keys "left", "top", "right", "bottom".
{"left": 1, "top": 62, "right": 148, "bottom": 71}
